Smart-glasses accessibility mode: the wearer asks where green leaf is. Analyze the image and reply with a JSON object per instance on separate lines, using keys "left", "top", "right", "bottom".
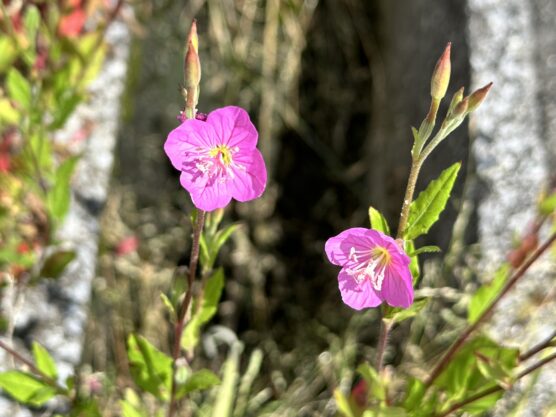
{"left": 404, "top": 240, "right": 420, "bottom": 285}
{"left": 0, "top": 97, "right": 20, "bottom": 124}
{"left": 402, "top": 377, "right": 425, "bottom": 409}
{"left": 6, "top": 68, "right": 32, "bottom": 110}
{"left": 539, "top": 192, "right": 556, "bottom": 215}
{"left": 334, "top": 389, "right": 356, "bottom": 417}
{"left": 47, "top": 156, "right": 79, "bottom": 223}
{"left": 32, "top": 342, "right": 58, "bottom": 379}
{"left": 468, "top": 265, "right": 509, "bottom": 324}
{"left": 120, "top": 400, "right": 147, "bottom": 417}
{"left": 50, "top": 92, "right": 82, "bottom": 130}
{"left": 383, "top": 298, "right": 429, "bottom": 324}
{"left": 460, "top": 390, "right": 503, "bottom": 414}
{"left": 40, "top": 250, "right": 76, "bottom": 279}
{"left": 211, "top": 342, "right": 243, "bottom": 417}
{"left": 127, "top": 334, "right": 172, "bottom": 401}
{"left": 356, "top": 363, "right": 386, "bottom": 401}
{"left": 0, "top": 37, "right": 17, "bottom": 72}
{"left": 182, "top": 268, "right": 225, "bottom": 351}
{"left": 175, "top": 369, "right": 220, "bottom": 399}
{"left": 405, "top": 162, "right": 461, "bottom": 240}
{"left": 23, "top": 5, "right": 41, "bottom": 46}
{"left": 0, "top": 371, "right": 57, "bottom": 406}
{"left": 407, "top": 245, "right": 441, "bottom": 257}
{"left": 160, "top": 292, "right": 176, "bottom": 321}
{"left": 202, "top": 224, "right": 239, "bottom": 271}
{"left": 369, "top": 207, "right": 391, "bottom": 235}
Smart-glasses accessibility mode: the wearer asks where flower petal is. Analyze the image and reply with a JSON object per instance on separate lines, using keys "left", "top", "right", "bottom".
{"left": 338, "top": 269, "right": 382, "bottom": 310}
{"left": 228, "top": 149, "right": 267, "bottom": 202}
{"left": 206, "top": 106, "right": 258, "bottom": 149}
{"left": 164, "top": 120, "right": 219, "bottom": 170}
{"left": 380, "top": 266, "right": 414, "bottom": 308}
{"left": 325, "top": 227, "right": 374, "bottom": 266}
{"left": 185, "top": 174, "right": 233, "bottom": 211}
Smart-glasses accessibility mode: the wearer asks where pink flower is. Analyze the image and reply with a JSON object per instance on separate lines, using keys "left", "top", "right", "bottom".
{"left": 164, "top": 106, "right": 267, "bottom": 211}
{"left": 325, "top": 228, "right": 413, "bottom": 310}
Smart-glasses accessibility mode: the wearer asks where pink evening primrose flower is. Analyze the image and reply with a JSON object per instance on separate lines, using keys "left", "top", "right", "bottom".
{"left": 325, "top": 228, "right": 414, "bottom": 310}
{"left": 164, "top": 106, "right": 267, "bottom": 211}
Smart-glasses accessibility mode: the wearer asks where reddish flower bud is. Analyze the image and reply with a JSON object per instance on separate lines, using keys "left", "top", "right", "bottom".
{"left": 468, "top": 82, "right": 493, "bottom": 112}
{"left": 431, "top": 43, "right": 451, "bottom": 100}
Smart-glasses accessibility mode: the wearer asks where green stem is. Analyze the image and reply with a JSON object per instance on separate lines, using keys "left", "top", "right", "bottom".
{"left": 396, "top": 157, "right": 423, "bottom": 239}
{"left": 375, "top": 318, "right": 392, "bottom": 371}
{"left": 167, "top": 209, "right": 206, "bottom": 417}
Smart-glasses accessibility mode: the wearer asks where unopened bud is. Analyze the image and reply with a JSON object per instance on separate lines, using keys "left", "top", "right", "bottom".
{"left": 467, "top": 82, "right": 493, "bottom": 112}
{"left": 187, "top": 20, "right": 198, "bottom": 54}
{"left": 452, "top": 96, "right": 468, "bottom": 118}
{"left": 184, "top": 40, "right": 201, "bottom": 89}
{"left": 431, "top": 42, "right": 451, "bottom": 100}
{"left": 448, "top": 87, "right": 464, "bottom": 114}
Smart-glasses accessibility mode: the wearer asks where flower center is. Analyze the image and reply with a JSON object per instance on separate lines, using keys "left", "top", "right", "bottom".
{"left": 186, "top": 144, "right": 245, "bottom": 186}
{"left": 209, "top": 145, "right": 234, "bottom": 166}
{"left": 346, "top": 245, "right": 392, "bottom": 291}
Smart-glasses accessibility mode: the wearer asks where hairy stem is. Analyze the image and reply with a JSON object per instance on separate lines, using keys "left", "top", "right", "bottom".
{"left": 167, "top": 210, "right": 206, "bottom": 417}
{"left": 396, "top": 158, "right": 423, "bottom": 240}
{"left": 375, "top": 318, "right": 392, "bottom": 371}
{"left": 425, "top": 231, "right": 556, "bottom": 387}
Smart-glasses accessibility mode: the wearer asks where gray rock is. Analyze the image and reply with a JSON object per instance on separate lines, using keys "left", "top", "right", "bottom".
{"left": 0, "top": 20, "right": 130, "bottom": 415}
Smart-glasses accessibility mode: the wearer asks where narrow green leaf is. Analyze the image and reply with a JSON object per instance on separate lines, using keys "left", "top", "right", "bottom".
{"left": 334, "top": 389, "right": 356, "bottom": 417}
{"left": 182, "top": 268, "right": 225, "bottom": 351}
{"left": 6, "top": 69, "right": 32, "bottom": 110}
{"left": 403, "top": 378, "right": 425, "bottom": 409}
{"left": 468, "top": 265, "right": 509, "bottom": 324}
{"left": 175, "top": 369, "right": 220, "bottom": 399}
{"left": 127, "top": 334, "right": 172, "bottom": 401}
{"left": 407, "top": 245, "right": 441, "bottom": 257}
{"left": 23, "top": 5, "right": 41, "bottom": 45}
{"left": 0, "top": 37, "right": 17, "bottom": 72}
{"left": 47, "top": 156, "right": 79, "bottom": 223}
{"left": 356, "top": 363, "right": 386, "bottom": 401}
{"left": 40, "top": 250, "right": 76, "bottom": 279}
{"left": 405, "top": 240, "right": 420, "bottom": 284}
{"left": 405, "top": 162, "right": 461, "bottom": 240}
{"left": 383, "top": 298, "right": 429, "bottom": 324}
{"left": 32, "top": 342, "right": 58, "bottom": 379}
{"left": 0, "top": 371, "right": 57, "bottom": 406}
{"left": 120, "top": 400, "right": 147, "bottom": 417}
{"left": 204, "top": 224, "right": 239, "bottom": 271}
{"left": 160, "top": 292, "right": 176, "bottom": 321}
{"left": 211, "top": 342, "right": 243, "bottom": 417}
{"left": 50, "top": 92, "right": 82, "bottom": 130}
{"left": 368, "top": 207, "right": 391, "bottom": 235}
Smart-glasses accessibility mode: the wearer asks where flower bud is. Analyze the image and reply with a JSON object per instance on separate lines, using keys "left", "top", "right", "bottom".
{"left": 452, "top": 96, "right": 468, "bottom": 118}
{"left": 430, "top": 42, "right": 451, "bottom": 100}
{"left": 448, "top": 87, "right": 464, "bottom": 114}
{"left": 467, "top": 82, "right": 493, "bottom": 112}
{"left": 184, "top": 40, "right": 201, "bottom": 89}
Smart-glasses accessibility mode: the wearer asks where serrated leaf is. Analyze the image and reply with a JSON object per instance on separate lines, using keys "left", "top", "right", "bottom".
{"left": 127, "top": 334, "right": 172, "bottom": 401}
{"left": 468, "top": 265, "right": 509, "bottom": 324}
{"left": 405, "top": 162, "right": 461, "bottom": 240}
{"left": 368, "top": 207, "right": 391, "bottom": 235}
{"left": 40, "top": 250, "right": 76, "bottom": 279}
{"left": 32, "top": 342, "right": 58, "bottom": 379}
{"left": 47, "top": 156, "right": 79, "bottom": 223}
{"left": 6, "top": 69, "right": 32, "bottom": 110}
{"left": 175, "top": 369, "right": 220, "bottom": 399}
{"left": 383, "top": 298, "right": 429, "bottom": 324}
{"left": 0, "top": 371, "right": 57, "bottom": 406}
{"left": 407, "top": 245, "right": 441, "bottom": 257}
{"left": 182, "top": 268, "right": 225, "bottom": 351}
